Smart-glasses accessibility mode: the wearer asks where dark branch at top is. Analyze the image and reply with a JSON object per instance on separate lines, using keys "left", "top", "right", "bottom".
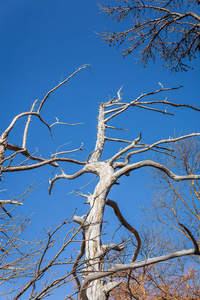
{"left": 99, "top": 0, "right": 200, "bottom": 71}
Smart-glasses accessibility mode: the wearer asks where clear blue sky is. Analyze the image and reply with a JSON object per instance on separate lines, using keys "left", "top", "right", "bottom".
{"left": 0, "top": 0, "right": 199, "bottom": 298}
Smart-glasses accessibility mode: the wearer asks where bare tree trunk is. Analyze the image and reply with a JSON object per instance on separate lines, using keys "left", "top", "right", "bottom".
{"left": 81, "top": 162, "right": 114, "bottom": 300}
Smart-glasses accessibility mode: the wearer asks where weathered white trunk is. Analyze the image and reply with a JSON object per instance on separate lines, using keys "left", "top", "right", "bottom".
{"left": 81, "top": 102, "right": 116, "bottom": 299}
{"left": 84, "top": 162, "right": 114, "bottom": 300}
{"left": 90, "top": 104, "right": 106, "bottom": 163}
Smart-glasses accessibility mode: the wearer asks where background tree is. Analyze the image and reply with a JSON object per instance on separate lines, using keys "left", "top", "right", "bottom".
{"left": 110, "top": 227, "right": 200, "bottom": 299}
{"left": 0, "top": 204, "right": 83, "bottom": 299}
{"left": 145, "top": 137, "right": 200, "bottom": 242}
{"left": 0, "top": 187, "right": 43, "bottom": 298}
{"left": 110, "top": 137, "right": 200, "bottom": 299}
{"left": 1, "top": 66, "right": 200, "bottom": 299}
{"left": 100, "top": 0, "right": 200, "bottom": 71}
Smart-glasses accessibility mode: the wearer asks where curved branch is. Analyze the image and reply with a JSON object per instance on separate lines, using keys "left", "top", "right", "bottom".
{"left": 86, "top": 149, "right": 98, "bottom": 163}
{"left": 51, "top": 143, "right": 84, "bottom": 158}
{"left": 3, "top": 157, "right": 86, "bottom": 173}
{"left": 106, "top": 197, "right": 141, "bottom": 297}
{"left": 49, "top": 168, "right": 87, "bottom": 194}
{"left": 113, "top": 160, "right": 200, "bottom": 182}
{"left": 37, "top": 65, "right": 90, "bottom": 113}
{"left": 140, "top": 100, "right": 200, "bottom": 113}
{"left": 2, "top": 112, "right": 53, "bottom": 140}
{"left": 130, "top": 86, "right": 181, "bottom": 104}
{"left": 124, "top": 133, "right": 200, "bottom": 162}
{"left": 106, "top": 198, "right": 141, "bottom": 298}
{"left": 179, "top": 223, "right": 200, "bottom": 254}
{"left": 103, "top": 281, "right": 122, "bottom": 296}
{"left": 106, "top": 199, "right": 141, "bottom": 262}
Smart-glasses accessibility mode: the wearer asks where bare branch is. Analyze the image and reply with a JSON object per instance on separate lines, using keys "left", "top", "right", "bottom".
{"left": 104, "top": 86, "right": 191, "bottom": 124}
{"left": 106, "top": 199, "right": 141, "bottom": 262}
{"left": 51, "top": 143, "right": 84, "bottom": 158}
{"left": 124, "top": 133, "right": 200, "bottom": 162}
{"left": 101, "top": 243, "right": 125, "bottom": 253}
{"left": 113, "top": 160, "right": 200, "bottom": 182}
{"left": 72, "top": 229, "right": 86, "bottom": 291}
{"left": 130, "top": 86, "right": 182, "bottom": 105}
{"left": 37, "top": 65, "right": 90, "bottom": 113}
{"left": 103, "top": 281, "right": 122, "bottom": 295}
{"left": 179, "top": 223, "right": 199, "bottom": 254}
{"left": 80, "top": 247, "right": 198, "bottom": 299}
{"left": 49, "top": 168, "right": 87, "bottom": 194}
{"left": 109, "top": 133, "right": 141, "bottom": 165}
{"left": 3, "top": 157, "right": 86, "bottom": 173}
{"left": 6, "top": 143, "right": 59, "bottom": 167}
{"left": 0, "top": 200, "right": 23, "bottom": 205}
{"left": 12, "top": 216, "right": 82, "bottom": 300}
{"left": 135, "top": 104, "right": 174, "bottom": 116}
{"left": 105, "top": 137, "right": 132, "bottom": 144}
{"left": 2, "top": 112, "right": 53, "bottom": 140}
{"left": 73, "top": 215, "right": 88, "bottom": 227}
{"left": 50, "top": 117, "right": 84, "bottom": 128}
{"left": 139, "top": 100, "right": 200, "bottom": 113}
{"left": 22, "top": 100, "right": 39, "bottom": 148}
{"left": 105, "top": 125, "right": 129, "bottom": 131}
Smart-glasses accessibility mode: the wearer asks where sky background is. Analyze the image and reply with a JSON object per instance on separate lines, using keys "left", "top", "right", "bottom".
{"left": 0, "top": 0, "right": 200, "bottom": 298}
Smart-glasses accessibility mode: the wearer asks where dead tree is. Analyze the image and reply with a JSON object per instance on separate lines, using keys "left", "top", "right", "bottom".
{"left": 0, "top": 185, "right": 45, "bottom": 298}
{"left": 56, "top": 88, "right": 200, "bottom": 300}
{"left": 110, "top": 226, "right": 200, "bottom": 299}
{"left": 1, "top": 66, "right": 200, "bottom": 299}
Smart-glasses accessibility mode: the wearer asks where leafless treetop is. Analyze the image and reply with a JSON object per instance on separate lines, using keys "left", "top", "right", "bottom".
{"left": 100, "top": 0, "right": 200, "bottom": 71}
